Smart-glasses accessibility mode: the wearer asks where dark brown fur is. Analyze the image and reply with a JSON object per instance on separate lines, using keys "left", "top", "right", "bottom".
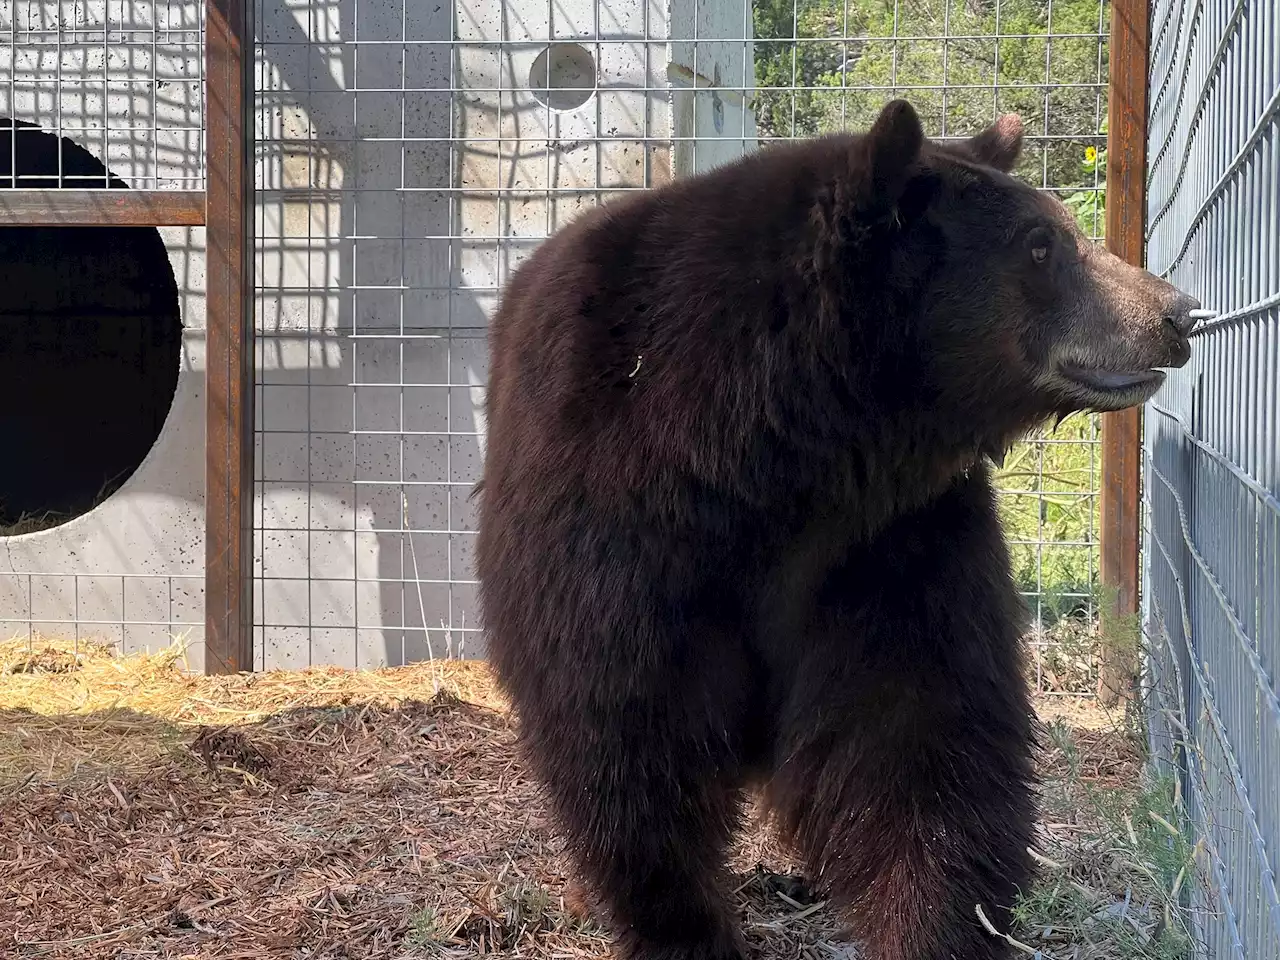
{"left": 475, "top": 101, "right": 1198, "bottom": 960}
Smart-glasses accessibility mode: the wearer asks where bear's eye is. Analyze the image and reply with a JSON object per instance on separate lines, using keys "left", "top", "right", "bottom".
{"left": 1028, "top": 227, "right": 1053, "bottom": 265}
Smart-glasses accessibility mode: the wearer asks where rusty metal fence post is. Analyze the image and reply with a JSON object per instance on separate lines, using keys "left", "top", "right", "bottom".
{"left": 1098, "top": 0, "right": 1149, "bottom": 706}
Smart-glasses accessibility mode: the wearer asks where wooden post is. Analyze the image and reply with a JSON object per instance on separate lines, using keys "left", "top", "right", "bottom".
{"left": 204, "top": 0, "right": 255, "bottom": 674}
{"left": 1098, "top": 0, "right": 1149, "bottom": 705}
{"left": 0, "top": 190, "right": 206, "bottom": 226}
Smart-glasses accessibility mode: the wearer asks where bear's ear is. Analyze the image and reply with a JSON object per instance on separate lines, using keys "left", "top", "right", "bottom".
{"left": 858, "top": 99, "right": 925, "bottom": 209}
{"left": 964, "top": 114, "right": 1024, "bottom": 173}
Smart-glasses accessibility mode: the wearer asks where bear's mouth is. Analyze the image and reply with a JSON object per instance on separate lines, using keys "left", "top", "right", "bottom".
{"left": 1057, "top": 363, "right": 1167, "bottom": 395}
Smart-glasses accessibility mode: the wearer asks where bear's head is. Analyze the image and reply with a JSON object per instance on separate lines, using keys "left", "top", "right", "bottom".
{"left": 849, "top": 99, "right": 1199, "bottom": 428}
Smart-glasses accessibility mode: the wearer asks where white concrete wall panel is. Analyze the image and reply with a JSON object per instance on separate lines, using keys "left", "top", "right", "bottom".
{"left": 0, "top": 0, "right": 755, "bottom": 670}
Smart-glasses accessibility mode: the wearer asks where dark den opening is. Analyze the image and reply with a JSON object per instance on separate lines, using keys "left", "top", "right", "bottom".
{"left": 0, "top": 119, "right": 182, "bottom": 534}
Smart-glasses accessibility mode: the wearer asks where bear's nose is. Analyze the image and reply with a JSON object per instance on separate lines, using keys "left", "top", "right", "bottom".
{"left": 1163, "top": 292, "right": 1204, "bottom": 338}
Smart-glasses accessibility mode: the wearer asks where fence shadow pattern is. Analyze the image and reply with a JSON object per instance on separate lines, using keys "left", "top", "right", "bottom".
{"left": 1142, "top": 0, "right": 1280, "bottom": 955}
{"left": 246, "top": 0, "right": 1116, "bottom": 675}
{"left": 0, "top": 0, "right": 1113, "bottom": 680}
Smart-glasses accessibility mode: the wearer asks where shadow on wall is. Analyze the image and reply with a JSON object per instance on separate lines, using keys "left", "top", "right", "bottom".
{"left": 0, "top": 120, "right": 207, "bottom": 662}
{"left": 0, "top": 0, "right": 725, "bottom": 670}
{"left": 252, "top": 0, "right": 492, "bottom": 670}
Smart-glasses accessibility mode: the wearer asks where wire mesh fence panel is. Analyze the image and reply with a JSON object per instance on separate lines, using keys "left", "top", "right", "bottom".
{"left": 0, "top": 573, "right": 205, "bottom": 654}
{"left": 0, "top": 0, "right": 208, "bottom": 661}
{"left": 750, "top": 0, "right": 1111, "bottom": 693}
{"left": 250, "top": 0, "right": 1109, "bottom": 683}
{"left": 1142, "top": 0, "right": 1280, "bottom": 953}
{"left": 0, "top": 0, "right": 204, "bottom": 190}
{"left": 252, "top": 0, "right": 678, "bottom": 668}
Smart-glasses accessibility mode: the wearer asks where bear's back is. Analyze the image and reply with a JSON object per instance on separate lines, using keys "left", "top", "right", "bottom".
{"left": 482, "top": 135, "right": 862, "bottom": 505}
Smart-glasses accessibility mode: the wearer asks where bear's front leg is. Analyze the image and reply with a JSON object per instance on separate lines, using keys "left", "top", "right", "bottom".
{"left": 485, "top": 522, "right": 756, "bottom": 960}
{"left": 762, "top": 467, "right": 1038, "bottom": 960}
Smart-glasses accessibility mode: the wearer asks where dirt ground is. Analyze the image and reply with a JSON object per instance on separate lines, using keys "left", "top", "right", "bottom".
{"left": 1, "top": 638, "right": 1174, "bottom": 960}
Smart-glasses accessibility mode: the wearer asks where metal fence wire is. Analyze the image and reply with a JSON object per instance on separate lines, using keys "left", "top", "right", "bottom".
{"left": 251, "top": 0, "right": 1110, "bottom": 685}
{"left": 0, "top": 0, "right": 207, "bottom": 656}
{"left": 1142, "top": 0, "right": 1280, "bottom": 954}
{"left": 0, "top": 0, "right": 204, "bottom": 190}
{"left": 0, "top": 0, "right": 1109, "bottom": 682}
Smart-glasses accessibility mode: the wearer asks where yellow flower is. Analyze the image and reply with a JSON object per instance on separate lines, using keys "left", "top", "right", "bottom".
{"left": 1084, "top": 146, "right": 1098, "bottom": 163}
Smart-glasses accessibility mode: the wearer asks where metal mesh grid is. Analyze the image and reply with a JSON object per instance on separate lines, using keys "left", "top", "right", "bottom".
{"left": 251, "top": 0, "right": 672, "bottom": 669}
{"left": 0, "top": 0, "right": 208, "bottom": 657}
{"left": 747, "top": 0, "right": 1111, "bottom": 697}
{"left": 249, "top": 0, "right": 1109, "bottom": 683}
{"left": 1142, "top": 0, "right": 1280, "bottom": 953}
{"left": 0, "top": 0, "right": 204, "bottom": 189}
{"left": 0, "top": 573, "right": 204, "bottom": 650}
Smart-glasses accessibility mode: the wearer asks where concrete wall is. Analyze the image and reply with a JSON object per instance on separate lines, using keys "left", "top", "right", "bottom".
{"left": 0, "top": 0, "right": 208, "bottom": 668}
{"left": 0, "top": 0, "right": 755, "bottom": 670}
{"left": 669, "top": 0, "right": 758, "bottom": 177}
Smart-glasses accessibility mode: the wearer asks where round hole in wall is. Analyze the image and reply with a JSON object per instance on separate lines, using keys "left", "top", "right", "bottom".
{"left": 0, "top": 119, "right": 182, "bottom": 536}
{"left": 528, "top": 42, "right": 597, "bottom": 112}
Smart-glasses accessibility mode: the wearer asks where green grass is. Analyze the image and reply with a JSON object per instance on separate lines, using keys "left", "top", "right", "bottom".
{"left": 1010, "top": 719, "right": 1199, "bottom": 959}
{"left": 997, "top": 413, "right": 1102, "bottom": 626}
{"left": 403, "top": 905, "right": 441, "bottom": 950}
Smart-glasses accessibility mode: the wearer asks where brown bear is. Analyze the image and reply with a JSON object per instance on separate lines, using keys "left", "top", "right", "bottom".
{"left": 474, "top": 99, "right": 1199, "bottom": 960}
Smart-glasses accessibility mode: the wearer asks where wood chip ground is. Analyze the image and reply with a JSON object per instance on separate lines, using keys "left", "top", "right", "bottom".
{"left": 0, "top": 639, "right": 1142, "bottom": 960}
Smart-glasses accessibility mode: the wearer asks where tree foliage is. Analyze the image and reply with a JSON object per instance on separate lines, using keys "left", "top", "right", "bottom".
{"left": 752, "top": 0, "right": 1109, "bottom": 233}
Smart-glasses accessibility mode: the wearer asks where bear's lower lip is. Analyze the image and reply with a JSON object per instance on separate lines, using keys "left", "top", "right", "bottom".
{"left": 1058, "top": 364, "right": 1167, "bottom": 393}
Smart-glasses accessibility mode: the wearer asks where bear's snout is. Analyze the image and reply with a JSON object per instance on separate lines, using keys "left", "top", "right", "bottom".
{"left": 1042, "top": 253, "right": 1202, "bottom": 413}
{"left": 1128, "top": 273, "right": 1200, "bottom": 370}
{"left": 1161, "top": 290, "right": 1203, "bottom": 339}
